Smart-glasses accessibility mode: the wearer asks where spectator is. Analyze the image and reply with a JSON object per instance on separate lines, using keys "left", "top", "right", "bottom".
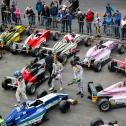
{"left": 113, "top": 10, "right": 121, "bottom": 38}
{"left": 58, "top": 7, "right": 66, "bottom": 32}
{"left": 24, "top": 6, "right": 35, "bottom": 26}
{"left": 121, "top": 16, "right": 126, "bottom": 40}
{"left": 15, "top": 7, "right": 21, "bottom": 24}
{"left": 36, "top": 0, "right": 43, "bottom": 23}
{"left": 1, "top": 0, "right": 6, "bottom": 24}
{"left": 84, "top": 9, "right": 94, "bottom": 35}
{"left": 50, "top": 1, "right": 58, "bottom": 28}
{"left": 94, "top": 12, "right": 101, "bottom": 36}
{"left": 59, "top": 0, "right": 63, "bottom": 5}
{"left": 5, "top": 6, "right": 11, "bottom": 24}
{"left": 105, "top": 3, "right": 114, "bottom": 16}
{"left": 10, "top": 1, "right": 16, "bottom": 23}
{"left": 66, "top": 11, "right": 72, "bottom": 32}
{"left": 77, "top": 11, "right": 84, "bottom": 33}
{"left": 41, "top": 4, "right": 50, "bottom": 28}
{"left": 104, "top": 13, "right": 113, "bottom": 35}
{"left": 4, "top": 0, "right": 10, "bottom": 7}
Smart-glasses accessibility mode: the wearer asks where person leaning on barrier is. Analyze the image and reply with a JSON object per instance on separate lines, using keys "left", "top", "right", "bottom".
{"left": 77, "top": 11, "right": 85, "bottom": 33}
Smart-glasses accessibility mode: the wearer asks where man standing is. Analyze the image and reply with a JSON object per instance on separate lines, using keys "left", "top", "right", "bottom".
{"left": 48, "top": 55, "right": 63, "bottom": 91}
{"left": 14, "top": 71, "right": 28, "bottom": 105}
{"left": 1, "top": 0, "right": 6, "bottom": 24}
{"left": 70, "top": 60, "right": 84, "bottom": 98}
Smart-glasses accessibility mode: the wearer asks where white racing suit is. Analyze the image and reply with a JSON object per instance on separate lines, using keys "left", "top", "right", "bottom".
{"left": 51, "top": 62, "right": 63, "bottom": 89}
{"left": 73, "top": 65, "right": 84, "bottom": 94}
{"left": 16, "top": 78, "right": 28, "bottom": 103}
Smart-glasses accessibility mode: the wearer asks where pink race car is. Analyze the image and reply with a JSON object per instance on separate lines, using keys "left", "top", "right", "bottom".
{"left": 108, "top": 58, "right": 126, "bottom": 74}
{"left": 88, "top": 81, "right": 126, "bottom": 112}
{"left": 10, "top": 29, "right": 60, "bottom": 56}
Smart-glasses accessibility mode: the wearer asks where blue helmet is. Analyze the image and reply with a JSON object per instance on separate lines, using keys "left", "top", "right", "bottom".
{"left": 14, "top": 70, "right": 21, "bottom": 78}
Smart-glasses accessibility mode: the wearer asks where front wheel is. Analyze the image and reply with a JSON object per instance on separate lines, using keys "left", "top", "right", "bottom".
{"left": 52, "top": 32, "right": 59, "bottom": 41}
{"left": 59, "top": 100, "right": 70, "bottom": 113}
{"left": 98, "top": 98, "right": 111, "bottom": 112}
{"left": 93, "top": 61, "right": 102, "bottom": 72}
{"left": 32, "top": 48, "right": 40, "bottom": 57}
{"left": 10, "top": 44, "right": 18, "bottom": 55}
{"left": 84, "top": 37, "right": 92, "bottom": 47}
{"left": 2, "top": 79, "right": 11, "bottom": 90}
{"left": 118, "top": 44, "right": 125, "bottom": 54}
{"left": 90, "top": 118, "right": 104, "bottom": 126}
{"left": 108, "top": 61, "right": 117, "bottom": 72}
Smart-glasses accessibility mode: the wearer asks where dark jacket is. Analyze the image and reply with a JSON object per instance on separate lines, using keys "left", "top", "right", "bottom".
{"left": 45, "top": 55, "right": 53, "bottom": 68}
{"left": 66, "top": 13, "right": 73, "bottom": 25}
{"left": 36, "top": 1, "right": 43, "bottom": 13}
{"left": 78, "top": 14, "right": 84, "bottom": 24}
{"left": 41, "top": 7, "right": 50, "bottom": 17}
{"left": 50, "top": 4, "right": 58, "bottom": 16}
{"left": 113, "top": 12, "right": 121, "bottom": 26}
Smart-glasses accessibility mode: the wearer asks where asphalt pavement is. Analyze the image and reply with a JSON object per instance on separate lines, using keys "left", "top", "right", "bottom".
{"left": 0, "top": 0, "right": 126, "bottom": 126}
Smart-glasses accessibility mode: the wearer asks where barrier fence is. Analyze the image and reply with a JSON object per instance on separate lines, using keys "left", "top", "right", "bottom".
{"left": 1, "top": 11, "right": 126, "bottom": 40}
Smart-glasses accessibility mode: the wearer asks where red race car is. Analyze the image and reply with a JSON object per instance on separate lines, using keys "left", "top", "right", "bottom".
{"left": 108, "top": 58, "right": 126, "bottom": 74}
{"left": 10, "top": 29, "right": 60, "bottom": 56}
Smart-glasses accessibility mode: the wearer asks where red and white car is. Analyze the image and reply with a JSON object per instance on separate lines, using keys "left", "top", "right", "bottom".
{"left": 10, "top": 29, "right": 60, "bottom": 56}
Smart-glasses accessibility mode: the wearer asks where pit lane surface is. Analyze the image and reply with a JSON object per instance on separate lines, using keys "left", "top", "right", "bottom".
{"left": 0, "top": 0, "right": 126, "bottom": 126}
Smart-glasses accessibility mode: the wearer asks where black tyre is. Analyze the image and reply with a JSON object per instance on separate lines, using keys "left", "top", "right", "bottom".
{"left": 25, "top": 29, "right": 33, "bottom": 36}
{"left": 37, "top": 90, "right": 48, "bottom": 99}
{"left": 95, "top": 85, "right": 103, "bottom": 92}
{"left": 53, "top": 32, "right": 59, "bottom": 41}
{"left": 84, "top": 37, "right": 91, "bottom": 47}
{"left": 59, "top": 100, "right": 70, "bottom": 113}
{"left": 108, "top": 61, "right": 117, "bottom": 72}
{"left": 0, "top": 24, "right": 6, "bottom": 32}
{"left": 98, "top": 98, "right": 111, "bottom": 112}
{"left": 2, "top": 79, "right": 11, "bottom": 90}
{"left": 32, "top": 48, "right": 40, "bottom": 57}
{"left": 87, "top": 81, "right": 94, "bottom": 95}
{"left": 59, "top": 54, "right": 68, "bottom": 64}
{"left": 26, "top": 84, "right": 36, "bottom": 95}
{"left": 90, "top": 118, "right": 104, "bottom": 126}
{"left": 118, "top": 44, "right": 125, "bottom": 54}
{"left": 10, "top": 44, "right": 18, "bottom": 55}
{"left": 93, "top": 61, "right": 102, "bottom": 72}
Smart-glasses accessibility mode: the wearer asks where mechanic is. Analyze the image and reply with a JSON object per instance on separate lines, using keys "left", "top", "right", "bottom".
{"left": 14, "top": 71, "right": 28, "bottom": 105}
{"left": 70, "top": 60, "right": 84, "bottom": 97}
{"left": 48, "top": 54, "right": 63, "bottom": 91}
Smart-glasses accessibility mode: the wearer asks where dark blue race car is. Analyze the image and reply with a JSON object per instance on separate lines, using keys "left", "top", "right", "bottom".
{"left": 5, "top": 92, "right": 72, "bottom": 126}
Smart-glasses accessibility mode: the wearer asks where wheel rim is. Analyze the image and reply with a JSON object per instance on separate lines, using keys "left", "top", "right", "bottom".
{"left": 101, "top": 102, "right": 110, "bottom": 111}
{"left": 31, "top": 85, "right": 36, "bottom": 94}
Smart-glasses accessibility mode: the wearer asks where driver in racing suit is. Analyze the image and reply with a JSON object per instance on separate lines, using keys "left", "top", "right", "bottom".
{"left": 48, "top": 54, "right": 63, "bottom": 91}
{"left": 70, "top": 60, "right": 84, "bottom": 97}
{"left": 15, "top": 71, "right": 28, "bottom": 105}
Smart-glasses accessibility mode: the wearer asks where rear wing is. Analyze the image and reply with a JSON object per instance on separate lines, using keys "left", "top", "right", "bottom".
{"left": 88, "top": 82, "right": 98, "bottom": 102}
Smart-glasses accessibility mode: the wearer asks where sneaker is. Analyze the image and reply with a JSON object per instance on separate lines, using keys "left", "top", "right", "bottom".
{"left": 76, "top": 91, "right": 81, "bottom": 95}
{"left": 80, "top": 94, "right": 84, "bottom": 98}
{"left": 48, "top": 87, "right": 54, "bottom": 91}
{"left": 60, "top": 87, "right": 63, "bottom": 91}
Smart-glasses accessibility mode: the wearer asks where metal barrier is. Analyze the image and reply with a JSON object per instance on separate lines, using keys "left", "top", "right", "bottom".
{"left": 1, "top": 11, "right": 126, "bottom": 40}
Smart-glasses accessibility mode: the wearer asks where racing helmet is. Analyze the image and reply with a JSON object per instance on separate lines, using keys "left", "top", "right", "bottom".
{"left": 14, "top": 70, "right": 22, "bottom": 78}
{"left": 70, "top": 59, "right": 77, "bottom": 66}
{"left": 70, "top": 32, "right": 76, "bottom": 37}
{"left": 22, "top": 102, "right": 27, "bottom": 109}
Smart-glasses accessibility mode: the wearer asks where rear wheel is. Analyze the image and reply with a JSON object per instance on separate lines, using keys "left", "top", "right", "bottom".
{"left": 118, "top": 44, "right": 125, "bottom": 54}
{"left": 2, "top": 79, "right": 11, "bottom": 90}
{"left": 32, "top": 48, "right": 40, "bottom": 57}
{"left": 59, "top": 100, "right": 70, "bottom": 113}
{"left": 53, "top": 32, "right": 59, "bottom": 41}
{"left": 10, "top": 44, "right": 18, "bottom": 55}
{"left": 95, "top": 85, "right": 103, "bottom": 92}
{"left": 93, "top": 61, "right": 102, "bottom": 72}
{"left": 84, "top": 37, "right": 91, "bottom": 47}
{"left": 59, "top": 54, "right": 68, "bottom": 64}
{"left": 98, "top": 98, "right": 111, "bottom": 112}
{"left": 108, "top": 61, "right": 117, "bottom": 72}
{"left": 90, "top": 118, "right": 104, "bottom": 126}
{"left": 26, "top": 84, "right": 36, "bottom": 95}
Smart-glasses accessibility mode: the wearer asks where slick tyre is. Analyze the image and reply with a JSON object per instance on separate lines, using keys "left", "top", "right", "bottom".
{"left": 118, "top": 44, "right": 125, "bottom": 54}
{"left": 98, "top": 98, "right": 111, "bottom": 112}
{"left": 26, "top": 84, "right": 36, "bottom": 95}
{"left": 108, "top": 61, "right": 117, "bottom": 72}
{"left": 93, "top": 61, "right": 102, "bottom": 72}
{"left": 2, "top": 79, "right": 11, "bottom": 90}
{"left": 90, "top": 118, "right": 104, "bottom": 126}
{"left": 84, "top": 37, "right": 91, "bottom": 47}
{"left": 59, "top": 100, "right": 70, "bottom": 113}
{"left": 53, "top": 32, "right": 59, "bottom": 41}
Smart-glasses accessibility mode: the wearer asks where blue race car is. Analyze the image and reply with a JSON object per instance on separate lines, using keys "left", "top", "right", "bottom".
{"left": 5, "top": 92, "right": 71, "bottom": 126}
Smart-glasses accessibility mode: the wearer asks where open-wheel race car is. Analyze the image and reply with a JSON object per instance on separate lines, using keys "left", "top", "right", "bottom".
{"left": 4, "top": 91, "right": 76, "bottom": 126}
{"left": 10, "top": 29, "right": 60, "bottom": 56}
{"left": 90, "top": 118, "right": 119, "bottom": 126}
{"left": 2, "top": 58, "right": 49, "bottom": 95}
{"left": 0, "top": 25, "right": 26, "bottom": 49}
{"left": 75, "top": 40, "right": 125, "bottom": 72}
{"left": 40, "top": 33, "right": 92, "bottom": 64}
{"left": 108, "top": 58, "right": 126, "bottom": 74}
{"left": 88, "top": 81, "right": 126, "bottom": 112}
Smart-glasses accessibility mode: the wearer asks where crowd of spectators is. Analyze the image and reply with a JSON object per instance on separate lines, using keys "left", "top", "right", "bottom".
{"left": 1, "top": 0, "right": 126, "bottom": 39}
